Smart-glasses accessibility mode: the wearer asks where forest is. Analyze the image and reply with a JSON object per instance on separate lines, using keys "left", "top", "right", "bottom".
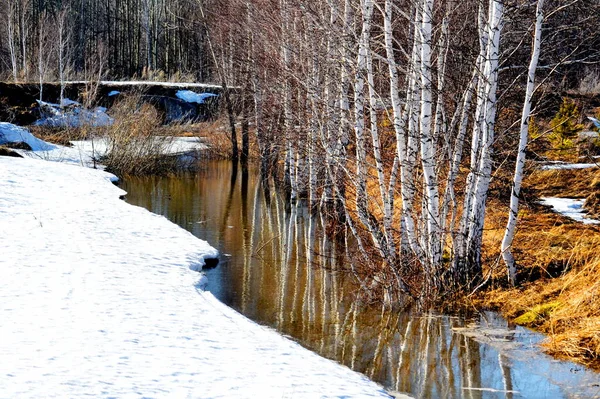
{"left": 2, "top": 0, "right": 600, "bottom": 303}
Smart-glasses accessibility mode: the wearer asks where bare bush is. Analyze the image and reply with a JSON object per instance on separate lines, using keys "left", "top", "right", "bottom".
{"left": 101, "top": 95, "right": 177, "bottom": 176}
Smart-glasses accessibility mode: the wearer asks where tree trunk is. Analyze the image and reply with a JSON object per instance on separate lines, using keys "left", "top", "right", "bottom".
{"left": 501, "top": 0, "right": 544, "bottom": 285}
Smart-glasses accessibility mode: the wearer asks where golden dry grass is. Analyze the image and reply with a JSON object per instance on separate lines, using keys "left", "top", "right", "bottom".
{"left": 479, "top": 158, "right": 600, "bottom": 369}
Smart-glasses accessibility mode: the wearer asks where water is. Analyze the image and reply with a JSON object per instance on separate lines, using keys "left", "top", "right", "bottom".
{"left": 122, "top": 160, "right": 600, "bottom": 398}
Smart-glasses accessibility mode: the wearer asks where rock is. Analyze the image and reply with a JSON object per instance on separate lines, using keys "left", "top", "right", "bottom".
{"left": 0, "top": 147, "right": 23, "bottom": 157}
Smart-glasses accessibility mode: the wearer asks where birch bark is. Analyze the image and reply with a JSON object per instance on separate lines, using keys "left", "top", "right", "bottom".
{"left": 501, "top": 0, "right": 545, "bottom": 285}
{"left": 419, "top": 0, "right": 442, "bottom": 270}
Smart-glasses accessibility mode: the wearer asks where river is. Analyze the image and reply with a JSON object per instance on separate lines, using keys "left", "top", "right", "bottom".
{"left": 122, "top": 159, "right": 600, "bottom": 398}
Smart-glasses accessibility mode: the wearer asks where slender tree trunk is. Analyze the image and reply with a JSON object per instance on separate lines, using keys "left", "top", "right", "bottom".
{"left": 7, "top": 2, "right": 18, "bottom": 82}
{"left": 419, "top": 0, "right": 442, "bottom": 281}
{"left": 462, "top": 0, "right": 505, "bottom": 286}
{"left": 501, "top": 0, "right": 544, "bottom": 285}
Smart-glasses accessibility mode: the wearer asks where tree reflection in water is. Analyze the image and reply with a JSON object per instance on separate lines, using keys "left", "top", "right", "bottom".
{"left": 122, "top": 160, "right": 600, "bottom": 399}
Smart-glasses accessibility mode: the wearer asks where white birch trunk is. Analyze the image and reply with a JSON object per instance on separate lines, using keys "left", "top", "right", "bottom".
{"left": 419, "top": 0, "right": 442, "bottom": 270}
{"left": 353, "top": 0, "right": 387, "bottom": 257}
{"left": 465, "top": 0, "right": 504, "bottom": 271}
{"left": 398, "top": 5, "right": 423, "bottom": 257}
{"left": 456, "top": 2, "right": 489, "bottom": 263}
{"left": 7, "top": 3, "right": 18, "bottom": 82}
{"left": 440, "top": 72, "right": 477, "bottom": 244}
{"left": 367, "top": 34, "right": 396, "bottom": 260}
{"left": 433, "top": 14, "right": 449, "bottom": 145}
{"left": 353, "top": 0, "right": 372, "bottom": 215}
{"left": 501, "top": 0, "right": 544, "bottom": 285}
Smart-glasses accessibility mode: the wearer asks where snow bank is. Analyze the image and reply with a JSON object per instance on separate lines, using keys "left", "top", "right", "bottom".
{"left": 35, "top": 100, "right": 113, "bottom": 128}
{"left": 176, "top": 90, "right": 217, "bottom": 104}
{"left": 0, "top": 157, "right": 392, "bottom": 398}
{"left": 540, "top": 197, "right": 600, "bottom": 225}
{"left": 0, "top": 122, "right": 56, "bottom": 151}
{"left": 0, "top": 122, "right": 206, "bottom": 168}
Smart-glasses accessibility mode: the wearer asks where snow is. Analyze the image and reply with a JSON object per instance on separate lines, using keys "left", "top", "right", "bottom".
{"left": 540, "top": 197, "right": 600, "bottom": 225}
{"left": 176, "top": 90, "right": 218, "bottom": 104}
{"left": 0, "top": 122, "right": 207, "bottom": 168}
{"left": 0, "top": 133, "right": 393, "bottom": 398}
{"left": 64, "top": 80, "right": 236, "bottom": 90}
{"left": 35, "top": 100, "right": 114, "bottom": 128}
{"left": 0, "top": 122, "right": 56, "bottom": 151}
{"left": 539, "top": 161, "right": 599, "bottom": 170}
{"left": 107, "top": 90, "right": 120, "bottom": 97}
{"left": 60, "top": 98, "right": 81, "bottom": 107}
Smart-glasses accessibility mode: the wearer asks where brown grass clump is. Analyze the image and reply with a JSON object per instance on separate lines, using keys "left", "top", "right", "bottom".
{"left": 525, "top": 167, "right": 599, "bottom": 198}
{"left": 29, "top": 125, "right": 82, "bottom": 146}
{"left": 585, "top": 192, "right": 600, "bottom": 218}
{"left": 483, "top": 242, "right": 600, "bottom": 368}
{"left": 192, "top": 118, "right": 259, "bottom": 160}
{"left": 101, "top": 96, "right": 179, "bottom": 176}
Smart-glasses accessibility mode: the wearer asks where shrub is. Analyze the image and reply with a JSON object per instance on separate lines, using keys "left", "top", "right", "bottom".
{"left": 549, "top": 98, "right": 584, "bottom": 149}
{"left": 101, "top": 95, "right": 178, "bottom": 176}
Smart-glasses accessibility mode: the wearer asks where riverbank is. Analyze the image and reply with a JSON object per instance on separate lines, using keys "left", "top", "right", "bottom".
{"left": 0, "top": 137, "right": 395, "bottom": 397}
{"left": 477, "top": 162, "right": 600, "bottom": 369}
{"left": 122, "top": 164, "right": 600, "bottom": 397}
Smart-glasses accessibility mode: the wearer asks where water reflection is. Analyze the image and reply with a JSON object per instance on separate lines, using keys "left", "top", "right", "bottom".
{"left": 122, "top": 160, "right": 600, "bottom": 399}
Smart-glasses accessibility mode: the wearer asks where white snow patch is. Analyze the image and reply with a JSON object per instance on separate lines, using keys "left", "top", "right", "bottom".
{"left": 60, "top": 98, "right": 81, "bottom": 107}
{"left": 540, "top": 197, "right": 600, "bottom": 225}
{"left": 0, "top": 122, "right": 56, "bottom": 151}
{"left": 539, "top": 161, "right": 598, "bottom": 170}
{"left": 35, "top": 100, "right": 113, "bottom": 128}
{"left": 1, "top": 123, "right": 206, "bottom": 170}
{"left": 176, "top": 90, "right": 217, "bottom": 104}
{"left": 0, "top": 157, "right": 392, "bottom": 398}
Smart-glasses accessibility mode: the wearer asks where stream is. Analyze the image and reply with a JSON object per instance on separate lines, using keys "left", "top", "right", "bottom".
{"left": 122, "top": 160, "right": 600, "bottom": 398}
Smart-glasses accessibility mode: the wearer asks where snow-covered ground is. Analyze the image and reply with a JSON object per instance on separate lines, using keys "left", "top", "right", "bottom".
{"left": 0, "top": 122, "right": 207, "bottom": 168}
{"left": 0, "top": 128, "right": 395, "bottom": 398}
{"left": 64, "top": 80, "right": 236, "bottom": 90}
{"left": 539, "top": 161, "right": 599, "bottom": 170}
{"left": 540, "top": 197, "right": 600, "bottom": 225}
{"left": 34, "top": 100, "right": 114, "bottom": 128}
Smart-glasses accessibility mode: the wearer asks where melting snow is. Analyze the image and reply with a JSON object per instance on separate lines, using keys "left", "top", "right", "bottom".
{"left": 0, "top": 122, "right": 56, "bottom": 151}
{"left": 60, "top": 98, "right": 81, "bottom": 107}
{"left": 176, "top": 90, "right": 218, "bottom": 104}
{"left": 540, "top": 197, "right": 600, "bottom": 225}
{"left": 0, "top": 129, "right": 393, "bottom": 398}
{"left": 539, "top": 161, "right": 598, "bottom": 170}
{"left": 0, "top": 123, "right": 206, "bottom": 169}
{"left": 35, "top": 100, "right": 114, "bottom": 128}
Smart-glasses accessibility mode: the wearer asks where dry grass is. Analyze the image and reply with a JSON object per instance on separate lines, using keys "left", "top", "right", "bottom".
{"left": 524, "top": 167, "right": 599, "bottom": 198}
{"left": 478, "top": 155, "right": 600, "bottom": 369}
{"left": 191, "top": 118, "right": 259, "bottom": 160}
{"left": 101, "top": 96, "right": 182, "bottom": 176}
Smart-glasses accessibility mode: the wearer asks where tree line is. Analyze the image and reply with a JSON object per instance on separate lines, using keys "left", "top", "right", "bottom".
{"left": 205, "top": 0, "right": 600, "bottom": 302}
{"left": 0, "top": 0, "right": 213, "bottom": 81}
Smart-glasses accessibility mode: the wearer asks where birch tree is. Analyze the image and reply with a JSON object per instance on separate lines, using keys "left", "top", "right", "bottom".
{"left": 501, "top": 0, "right": 545, "bottom": 285}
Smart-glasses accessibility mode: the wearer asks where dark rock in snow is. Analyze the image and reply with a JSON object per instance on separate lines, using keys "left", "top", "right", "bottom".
{"left": 0, "top": 146, "right": 24, "bottom": 157}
